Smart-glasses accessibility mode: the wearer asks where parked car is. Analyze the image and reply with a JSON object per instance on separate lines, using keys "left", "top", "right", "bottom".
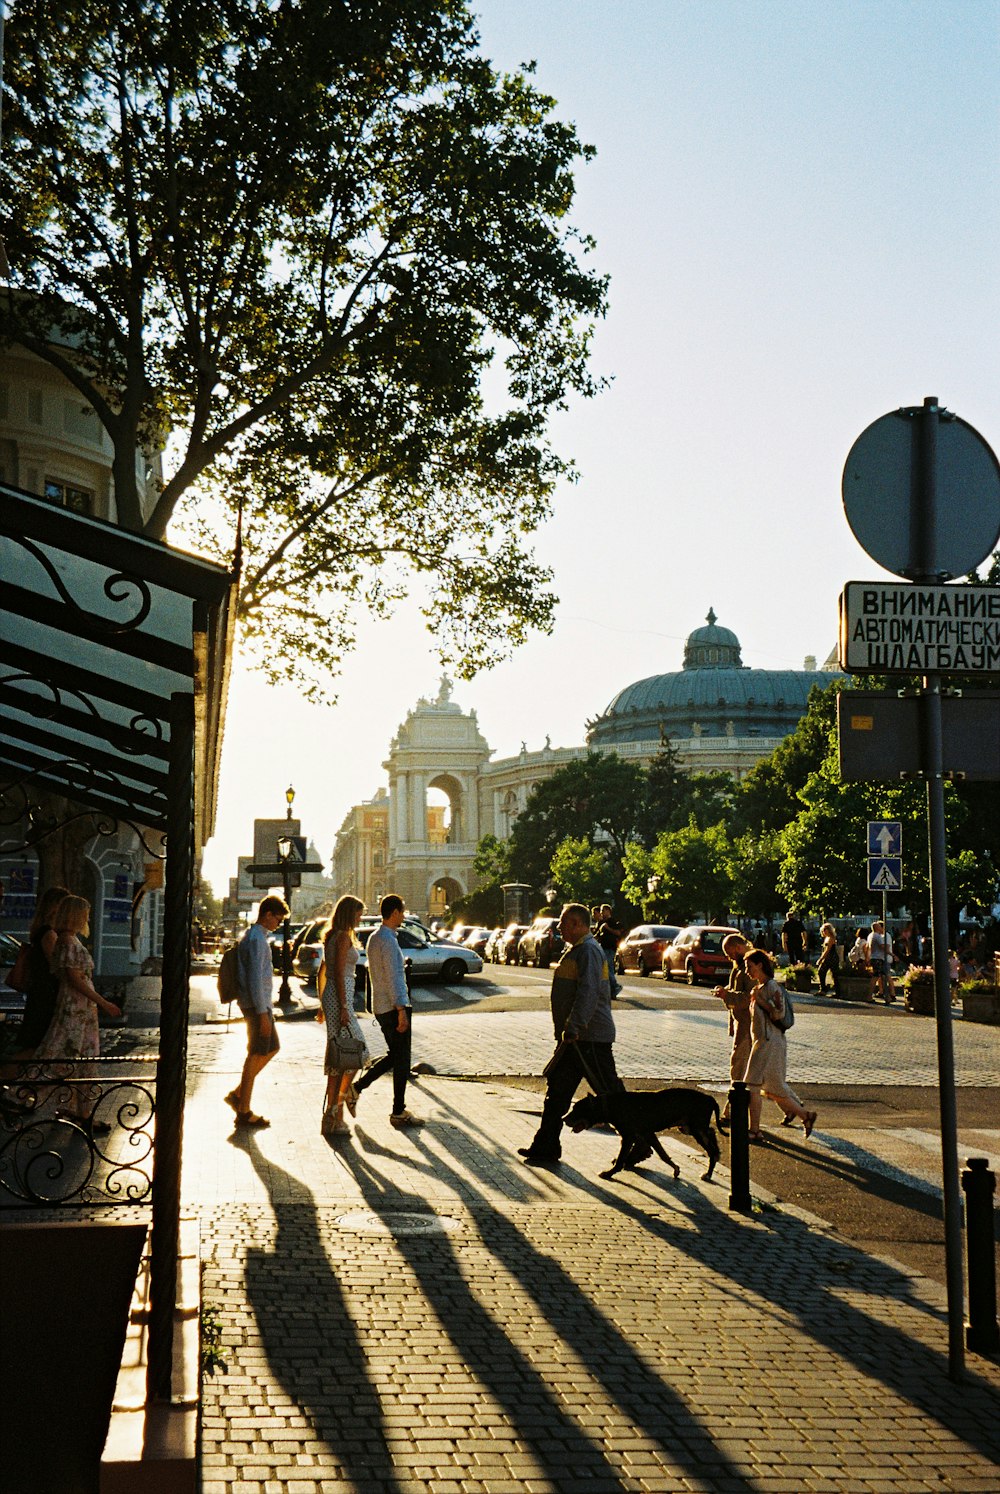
{"left": 616, "top": 924, "right": 681, "bottom": 978}
{"left": 291, "top": 918, "right": 326, "bottom": 984}
{"left": 517, "top": 916, "right": 564, "bottom": 968}
{"left": 462, "top": 927, "right": 493, "bottom": 957}
{"left": 497, "top": 923, "right": 527, "bottom": 964}
{"left": 357, "top": 926, "right": 482, "bottom": 982}
{"left": 661, "top": 925, "right": 742, "bottom": 985}
{"left": 484, "top": 927, "right": 506, "bottom": 962}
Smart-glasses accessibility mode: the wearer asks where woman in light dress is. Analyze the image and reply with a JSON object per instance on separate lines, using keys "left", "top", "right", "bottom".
{"left": 742, "top": 948, "right": 816, "bottom": 1142}
{"left": 34, "top": 895, "right": 121, "bottom": 1130}
{"left": 320, "top": 896, "right": 369, "bottom": 1137}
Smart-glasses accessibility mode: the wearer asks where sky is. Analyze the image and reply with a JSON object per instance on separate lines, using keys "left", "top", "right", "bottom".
{"left": 199, "top": 0, "right": 1000, "bottom": 895}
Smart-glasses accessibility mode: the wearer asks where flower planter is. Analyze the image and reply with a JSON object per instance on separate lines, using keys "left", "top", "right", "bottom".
{"left": 962, "top": 989, "right": 1000, "bottom": 1025}
{"left": 785, "top": 968, "right": 814, "bottom": 993}
{"left": 838, "top": 974, "right": 873, "bottom": 1003}
{"left": 903, "top": 981, "right": 936, "bottom": 1015}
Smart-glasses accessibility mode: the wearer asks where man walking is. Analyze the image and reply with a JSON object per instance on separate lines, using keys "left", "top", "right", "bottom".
{"left": 519, "top": 902, "right": 623, "bottom": 1166}
{"left": 353, "top": 894, "right": 420, "bottom": 1127}
{"left": 712, "top": 932, "right": 753, "bottom": 1121}
{"left": 781, "top": 909, "right": 806, "bottom": 966}
{"left": 225, "top": 894, "right": 288, "bottom": 1128}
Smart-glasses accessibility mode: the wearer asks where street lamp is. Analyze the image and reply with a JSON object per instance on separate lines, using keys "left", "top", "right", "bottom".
{"left": 276, "top": 788, "right": 296, "bottom": 1007}
{"left": 542, "top": 880, "right": 557, "bottom": 907}
{"left": 646, "top": 873, "right": 661, "bottom": 913}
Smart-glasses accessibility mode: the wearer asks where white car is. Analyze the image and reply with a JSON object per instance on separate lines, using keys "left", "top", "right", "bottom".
{"left": 358, "top": 925, "right": 482, "bottom": 982}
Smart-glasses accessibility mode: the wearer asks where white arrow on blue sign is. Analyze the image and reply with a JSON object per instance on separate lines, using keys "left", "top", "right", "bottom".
{"left": 867, "top": 820, "right": 902, "bottom": 857}
{"left": 868, "top": 857, "right": 903, "bottom": 891}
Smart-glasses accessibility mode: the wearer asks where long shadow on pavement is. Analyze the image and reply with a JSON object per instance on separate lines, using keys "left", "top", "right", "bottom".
{"left": 540, "top": 1129, "right": 1000, "bottom": 1468}
{"left": 341, "top": 1120, "right": 762, "bottom": 1492}
{"left": 228, "top": 1129, "right": 406, "bottom": 1492}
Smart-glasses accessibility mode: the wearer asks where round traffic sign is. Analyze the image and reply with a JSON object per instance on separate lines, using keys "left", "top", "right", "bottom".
{"left": 842, "top": 405, "right": 1000, "bottom": 579}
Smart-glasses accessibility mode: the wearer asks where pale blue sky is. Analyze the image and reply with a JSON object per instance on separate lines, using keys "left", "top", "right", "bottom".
{"left": 201, "top": 0, "right": 999, "bottom": 893}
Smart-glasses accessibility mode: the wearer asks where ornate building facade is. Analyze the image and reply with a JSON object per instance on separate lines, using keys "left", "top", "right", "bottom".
{"left": 331, "top": 615, "right": 832, "bottom": 918}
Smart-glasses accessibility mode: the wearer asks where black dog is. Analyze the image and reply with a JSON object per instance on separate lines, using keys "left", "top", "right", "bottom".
{"left": 565, "top": 1087, "right": 726, "bottom": 1182}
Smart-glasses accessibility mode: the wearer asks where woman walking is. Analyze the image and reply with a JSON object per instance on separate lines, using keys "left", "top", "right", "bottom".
{"left": 816, "top": 922, "right": 840, "bottom": 996}
{"left": 320, "top": 896, "right": 369, "bottom": 1137}
{"left": 34, "top": 895, "right": 121, "bottom": 1129}
{"left": 742, "top": 948, "right": 816, "bottom": 1140}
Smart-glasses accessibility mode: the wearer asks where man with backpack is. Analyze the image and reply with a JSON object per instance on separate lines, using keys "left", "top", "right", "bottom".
{"left": 223, "top": 895, "right": 288, "bottom": 1128}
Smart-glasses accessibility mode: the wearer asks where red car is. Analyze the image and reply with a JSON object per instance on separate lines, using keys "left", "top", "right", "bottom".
{"left": 615, "top": 924, "right": 681, "bottom": 978}
{"left": 661, "top": 925, "right": 743, "bottom": 985}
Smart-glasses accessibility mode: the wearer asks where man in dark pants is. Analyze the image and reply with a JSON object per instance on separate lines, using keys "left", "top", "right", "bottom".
{"left": 519, "top": 902, "right": 623, "bottom": 1165}
{"left": 353, "top": 893, "right": 420, "bottom": 1127}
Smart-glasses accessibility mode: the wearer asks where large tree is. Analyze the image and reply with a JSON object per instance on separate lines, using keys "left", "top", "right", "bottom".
{"left": 508, "top": 752, "right": 645, "bottom": 895}
{"left": 1, "top": 0, "right": 607, "bottom": 695}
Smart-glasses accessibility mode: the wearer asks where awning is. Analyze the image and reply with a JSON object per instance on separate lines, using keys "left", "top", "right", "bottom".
{"left": 0, "top": 482, "right": 235, "bottom": 852}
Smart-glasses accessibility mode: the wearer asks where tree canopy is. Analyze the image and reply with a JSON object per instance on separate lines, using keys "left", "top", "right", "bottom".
{"left": 1, "top": 0, "right": 607, "bottom": 695}
{"left": 508, "top": 752, "right": 645, "bottom": 895}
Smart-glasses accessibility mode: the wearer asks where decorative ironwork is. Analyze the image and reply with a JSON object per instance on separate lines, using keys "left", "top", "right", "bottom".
{"left": 0, "top": 671, "right": 165, "bottom": 754}
{"left": 0, "top": 773, "right": 167, "bottom": 857}
{"left": 0, "top": 1059, "right": 156, "bottom": 1208}
{"left": 4, "top": 535, "right": 152, "bottom": 633}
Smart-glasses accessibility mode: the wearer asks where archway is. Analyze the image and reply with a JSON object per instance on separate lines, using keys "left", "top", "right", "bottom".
{"left": 426, "top": 773, "right": 465, "bottom": 844}
{"left": 428, "top": 875, "right": 464, "bottom": 923}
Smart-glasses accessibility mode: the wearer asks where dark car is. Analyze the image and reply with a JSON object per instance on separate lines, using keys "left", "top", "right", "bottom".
{"left": 616, "top": 924, "right": 681, "bottom": 978}
{"left": 497, "top": 923, "right": 527, "bottom": 964}
{"left": 517, "top": 916, "right": 564, "bottom": 968}
{"left": 661, "top": 925, "right": 742, "bottom": 985}
{"left": 462, "top": 927, "right": 493, "bottom": 957}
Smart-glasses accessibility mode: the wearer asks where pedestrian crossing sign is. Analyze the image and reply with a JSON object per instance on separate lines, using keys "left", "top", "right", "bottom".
{"left": 868, "top": 857, "right": 903, "bottom": 891}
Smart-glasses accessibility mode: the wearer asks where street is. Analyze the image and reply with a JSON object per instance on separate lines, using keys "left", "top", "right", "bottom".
{"left": 179, "top": 963, "right": 1000, "bottom": 1290}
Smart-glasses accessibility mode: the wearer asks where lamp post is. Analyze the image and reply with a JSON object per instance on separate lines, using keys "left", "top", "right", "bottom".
{"left": 543, "top": 880, "right": 557, "bottom": 909}
{"left": 647, "top": 873, "right": 661, "bottom": 916}
{"left": 276, "top": 784, "right": 296, "bottom": 1007}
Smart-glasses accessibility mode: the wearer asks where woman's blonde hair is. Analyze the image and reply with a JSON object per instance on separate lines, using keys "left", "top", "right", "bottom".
{"left": 53, "top": 894, "right": 91, "bottom": 936}
{"left": 323, "top": 895, "right": 364, "bottom": 945}
{"left": 820, "top": 922, "right": 835, "bottom": 937}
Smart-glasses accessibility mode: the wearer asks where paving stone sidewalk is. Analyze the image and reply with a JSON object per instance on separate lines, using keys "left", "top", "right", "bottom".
{"left": 189, "top": 1022, "right": 1000, "bottom": 1494}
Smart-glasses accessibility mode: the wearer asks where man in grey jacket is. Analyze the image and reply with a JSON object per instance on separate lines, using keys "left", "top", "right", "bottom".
{"left": 353, "top": 893, "right": 420, "bottom": 1126}
{"left": 518, "top": 902, "right": 623, "bottom": 1165}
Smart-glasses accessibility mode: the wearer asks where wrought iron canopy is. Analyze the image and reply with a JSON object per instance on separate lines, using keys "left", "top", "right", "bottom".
{"left": 0, "top": 481, "right": 235, "bottom": 849}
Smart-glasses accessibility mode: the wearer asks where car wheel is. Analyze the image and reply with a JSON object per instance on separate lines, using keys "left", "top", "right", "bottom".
{"left": 518, "top": 947, "right": 527, "bottom": 966}
{"left": 662, "top": 960, "right": 672, "bottom": 980}
{"left": 441, "top": 958, "right": 465, "bottom": 982}
{"left": 685, "top": 961, "right": 698, "bottom": 986}
{"left": 615, "top": 953, "right": 624, "bottom": 975}
{"left": 637, "top": 956, "right": 648, "bottom": 978}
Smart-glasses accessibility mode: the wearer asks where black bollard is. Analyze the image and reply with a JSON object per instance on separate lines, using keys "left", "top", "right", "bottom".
{"left": 728, "top": 1080, "right": 752, "bottom": 1214}
{"left": 962, "top": 1157, "right": 1000, "bottom": 1354}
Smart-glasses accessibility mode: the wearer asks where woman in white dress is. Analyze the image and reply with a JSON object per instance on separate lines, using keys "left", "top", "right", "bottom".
{"left": 742, "top": 948, "right": 816, "bottom": 1141}
{"left": 320, "top": 896, "right": 370, "bottom": 1137}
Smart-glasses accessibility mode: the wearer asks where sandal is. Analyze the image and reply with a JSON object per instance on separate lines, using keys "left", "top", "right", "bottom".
{"left": 235, "top": 1110, "right": 270, "bottom": 1128}
{"left": 223, "top": 1089, "right": 241, "bottom": 1113}
{"left": 344, "top": 1081, "right": 359, "bottom": 1117}
{"left": 748, "top": 1129, "right": 765, "bottom": 1143}
{"left": 780, "top": 1113, "right": 796, "bottom": 1127}
{"left": 803, "top": 1111, "right": 817, "bottom": 1139}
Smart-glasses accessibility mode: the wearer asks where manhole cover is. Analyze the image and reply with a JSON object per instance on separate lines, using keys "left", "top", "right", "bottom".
{"left": 335, "top": 1210, "right": 461, "bottom": 1236}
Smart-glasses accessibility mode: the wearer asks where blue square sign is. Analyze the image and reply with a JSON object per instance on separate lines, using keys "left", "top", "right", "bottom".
{"left": 867, "top": 821, "right": 902, "bottom": 857}
{"left": 868, "top": 857, "right": 903, "bottom": 892}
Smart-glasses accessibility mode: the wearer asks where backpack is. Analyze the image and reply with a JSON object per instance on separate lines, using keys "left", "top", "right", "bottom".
{"left": 217, "top": 944, "right": 243, "bottom": 1004}
{"left": 772, "top": 987, "right": 794, "bottom": 1032}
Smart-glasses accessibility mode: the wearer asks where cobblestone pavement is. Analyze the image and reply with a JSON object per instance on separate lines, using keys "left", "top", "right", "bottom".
{"left": 189, "top": 1012, "right": 1000, "bottom": 1494}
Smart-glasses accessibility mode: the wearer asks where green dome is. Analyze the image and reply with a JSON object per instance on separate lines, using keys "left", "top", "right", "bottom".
{"left": 586, "top": 610, "right": 818, "bottom": 746}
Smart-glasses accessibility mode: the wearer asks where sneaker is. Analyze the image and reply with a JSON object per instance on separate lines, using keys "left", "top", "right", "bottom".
{"left": 389, "top": 1110, "right": 422, "bottom": 1128}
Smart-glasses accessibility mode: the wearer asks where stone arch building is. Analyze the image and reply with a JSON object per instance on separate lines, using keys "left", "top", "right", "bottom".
{"left": 331, "top": 613, "right": 832, "bottom": 918}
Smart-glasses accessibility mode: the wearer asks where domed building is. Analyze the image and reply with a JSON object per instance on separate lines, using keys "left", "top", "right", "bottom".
{"left": 585, "top": 609, "right": 825, "bottom": 778}
{"left": 326, "top": 613, "right": 834, "bottom": 917}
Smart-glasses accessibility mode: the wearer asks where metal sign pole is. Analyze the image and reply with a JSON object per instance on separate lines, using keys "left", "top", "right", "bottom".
{"left": 916, "top": 400, "right": 965, "bottom": 1381}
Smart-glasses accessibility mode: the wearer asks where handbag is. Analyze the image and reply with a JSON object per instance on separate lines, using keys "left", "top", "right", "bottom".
{"left": 332, "top": 1023, "right": 366, "bottom": 1067}
{"left": 5, "top": 942, "right": 30, "bottom": 993}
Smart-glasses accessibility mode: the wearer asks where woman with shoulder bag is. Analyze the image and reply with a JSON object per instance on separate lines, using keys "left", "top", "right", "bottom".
{"left": 319, "top": 896, "right": 370, "bottom": 1137}
{"left": 34, "top": 895, "right": 121, "bottom": 1129}
{"left": 10, "top": 884, "right": 69, "bottom": 1057}
{"left": 742, "top": 948, "right": 817, "bottom": 1142}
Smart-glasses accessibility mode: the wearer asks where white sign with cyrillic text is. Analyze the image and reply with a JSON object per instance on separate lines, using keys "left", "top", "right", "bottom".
{"left": 840, "top": 582, "right": 1000, "bottom": 674}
